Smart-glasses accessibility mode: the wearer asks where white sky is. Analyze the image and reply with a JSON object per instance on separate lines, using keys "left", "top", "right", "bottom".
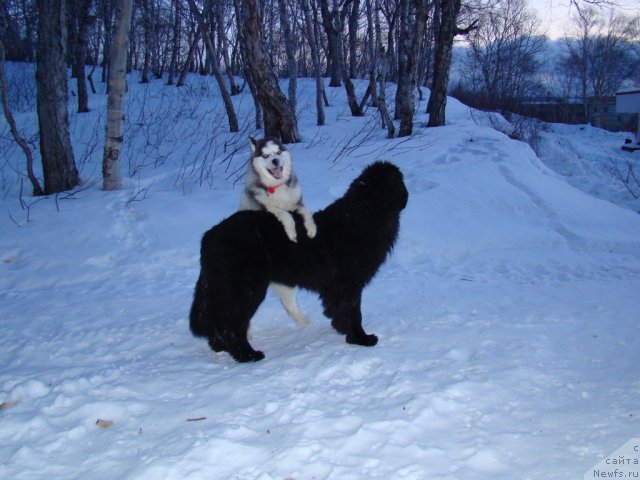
{"left": 529, "top": 0, "right": 640, "bottom": 39}
{"left": 529, "top": 0, "right": 574, "bottom": 38}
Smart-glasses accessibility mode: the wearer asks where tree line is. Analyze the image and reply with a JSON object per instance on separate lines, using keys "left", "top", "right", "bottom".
{"left": 1, "top": 0, "right": 639, "bottom": 195}
{"left": 452, "top": 0, "right": 639, "bottom": 125}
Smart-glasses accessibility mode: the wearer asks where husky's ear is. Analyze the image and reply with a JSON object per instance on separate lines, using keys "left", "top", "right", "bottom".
{"left": 249, "top": 137, "right": 258, "bottom": 154}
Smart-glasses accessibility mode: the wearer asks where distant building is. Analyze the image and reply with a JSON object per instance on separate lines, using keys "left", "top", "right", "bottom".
{"left": 519, "top": 96, "right": 637, "bottom": 132}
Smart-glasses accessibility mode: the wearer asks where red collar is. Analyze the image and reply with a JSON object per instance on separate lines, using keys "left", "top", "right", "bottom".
{"left": 266, "top": 183, "right": 284, "bottom": 195}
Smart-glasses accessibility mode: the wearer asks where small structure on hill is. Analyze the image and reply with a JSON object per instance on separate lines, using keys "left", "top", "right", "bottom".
{"left": 615, "top": 88, "right": 640, "bottom": 151}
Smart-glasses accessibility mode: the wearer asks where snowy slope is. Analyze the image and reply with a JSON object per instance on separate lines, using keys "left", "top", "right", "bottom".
{"left": 537, "top": 122, "right": 640, "bottom": 213}
{"left": 1, "top": 74, "right": 639, "bottom": 480}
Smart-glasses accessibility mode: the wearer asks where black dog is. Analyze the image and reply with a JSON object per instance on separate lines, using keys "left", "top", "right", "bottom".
{"left": 189, "top": 161, "right": 408, "bottom": 362}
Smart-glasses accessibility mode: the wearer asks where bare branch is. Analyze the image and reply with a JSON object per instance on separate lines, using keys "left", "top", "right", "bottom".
{"left": 0, "top": 40, "right": 44, "bottom": 196}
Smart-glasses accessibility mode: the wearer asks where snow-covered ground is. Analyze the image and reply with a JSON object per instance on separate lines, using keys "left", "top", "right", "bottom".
{"left": 537, "top": 122, "right": 640, "bottom": 213}
{"left": 1, "top": 71, "right": 639, "bottom": 479}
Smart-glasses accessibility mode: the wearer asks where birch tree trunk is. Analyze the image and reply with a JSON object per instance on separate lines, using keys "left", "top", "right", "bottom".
{"left": 319, "top": 0, "right": 369, "bottom": 117}
{"left": 102, "top": 0, "right": 133, "bottom": 191}
{"left": 277, "top": 0, "right": 297, "bottom": 112}
{"left": 69, "top": 0, "right": 92, "bottom": 113}
{"left": 348, "top": 0, "right": 360, "bottom": 78}
{"left": 150, "top": 0, "right": 160, "bottom": 78}
{"left": 100, "top": 0, "right": 113, "bottom": 84}
{"left": 319, "top": 0, "right": 344, "bottom": 87}
{"left": 376, "top": 48, "right": 395, "bottom": 137}
{"left": 427, "top": 0, "right": 476, "bottom": 127}
{"left": 36, "top": 0, "right": 80, "bottom": 194}
{"left": 167, "top": 0, "right": 181, "bottom": 86}
{"left": 187, "top": 0, "right": 239, "bottom": 132}
{"left": 215, "top": 0, "right": 240, "bottom": 95}
{"left": 76, "top": 0, "right": 92, "bottom": 112}
{"left": 231, "top": 0, "right": 262, "bottom": 129}
{"left": 366, "top": 0, "right": 394, "bottom": 137}
{"left": 177, "top": 28, "right": 199, "bottom": 87}
{"left": 396, "top": 0, "right": 427, "bottom": 136}
{"left": 301, "top": 0, "right": 325, "bottom": 125}
{"left": 394, "top": 0, "right": 409, "bottom": 120}
{"left": 140, "top": 0, "right": 152, "bottom": 83}
{"left": 240, "top": 0, "right": 299, "bottom": 143}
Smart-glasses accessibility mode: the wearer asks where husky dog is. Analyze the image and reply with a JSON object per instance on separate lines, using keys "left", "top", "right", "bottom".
{"left": 239, "top": 137, "right": 316, "bottom": 327}
{"left": 240, "top": 137, "right": 316, "bottom": 243}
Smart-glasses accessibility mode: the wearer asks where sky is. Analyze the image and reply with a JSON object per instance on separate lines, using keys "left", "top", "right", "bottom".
{"left": 529, "top": 0, "right": 640, "bottom": 39}
{"left": 531, "top": 0, "right": 575, "bottom": 38}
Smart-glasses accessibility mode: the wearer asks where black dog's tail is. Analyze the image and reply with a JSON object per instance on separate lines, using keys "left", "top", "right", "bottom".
{"left": 189, "top": 272, "right": 212, "bottom": 338}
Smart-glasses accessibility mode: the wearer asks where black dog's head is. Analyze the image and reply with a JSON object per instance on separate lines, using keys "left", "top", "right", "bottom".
{"left": 348, "top": 161, "right": 409, "bottom": 213}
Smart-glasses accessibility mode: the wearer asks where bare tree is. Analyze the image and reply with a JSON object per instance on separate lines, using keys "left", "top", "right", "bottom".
{"left": 301, "top": 0, "right": 326, "bottom": 125}
{"left": 461, "top": 0, "right": 545, "bottom": 112}
{"left": 278, "top": 0, "right": 298, "bottom": 112}
{"left": 166, "top": 0, "right": 181, "bottom": 85}
{"left": 139, "top": 0, "right": 154, "bottom": 83}
{"left": 0, "top": 39, "right": 44, "bottom": 195}
{"left": 319, "top": 0, "right": 350, "bottom": 87}
{"left": 427, "top": 0, "right": 476, "bottom": 127}
{"left": 177, "top": 25, "right": 199, "bottom": 87}
{"left": 365, "top": 0, "right": 394, "bottom": 137}
{"left": 102, "top": 0, "right": 133, "bottom": 191}
{"left": 561, "top": 6, "right": 639, "bottom": 123}
{"left": 98, "top": 0, "right": 114, "bottom": 83}
{"left": 68, "top": 0, "right": 93, "bottom": 113}
{"left": 187, "top": 0, "right": 239, "bottom": 132}
{"left": 0, "top": 0, "right": 37, "bottom": 61}
{"left": 347, "top": 0, "right": 361, "bottom": 78}
{"left": 318, "top": 0, "right": 372, "bottom": 116}
{"left": 395, "top": 0, "right": 427, "bottom": 136}
{"left": 378, "top": 0, "right": 399, "bottom": 81}
{"left": 231, "top": 0, "right": 262, "bottom": 129}
{"left": 239, "top": 0, "right": 300, "bottom": 142}
{"left": 36, "top": 0, "right": 80, "bottom": 194}
{"left": 214, "top": 0, "right": 240, "bottom": 95}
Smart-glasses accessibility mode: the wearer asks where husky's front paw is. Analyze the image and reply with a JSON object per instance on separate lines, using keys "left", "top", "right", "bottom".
{"left": 284, "top": 224, "right": 298, "bottom": 243}
{"left": 286, "top": 232, "right": 298, "bottom": 243}
{"left": 305, "top": 219, "right": 317, "bottom": 239}
{"left": 275, "top": 213, "right": 298, "bottom": 242}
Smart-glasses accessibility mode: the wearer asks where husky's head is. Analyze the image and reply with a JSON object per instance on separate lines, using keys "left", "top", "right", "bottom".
{"left": 249, "top": 137, "right": 292, "bottom": 187}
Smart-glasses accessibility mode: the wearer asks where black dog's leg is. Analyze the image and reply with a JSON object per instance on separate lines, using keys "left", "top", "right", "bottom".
{"left": 207, "top": 327, "right": 265, "bottom": 362}
{"left": 207, "top": 330, "right": 265, "bottom": 362}
{"left": 322, "top": 289, "right": 378, "bottom": 347}
{"left": 195, "top": 267, "right": 268, "bottom": 362}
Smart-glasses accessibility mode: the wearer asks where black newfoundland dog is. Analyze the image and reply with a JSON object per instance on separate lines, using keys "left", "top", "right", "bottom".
{"left": 189, "top": 161, "right": 408, "bottom": 362}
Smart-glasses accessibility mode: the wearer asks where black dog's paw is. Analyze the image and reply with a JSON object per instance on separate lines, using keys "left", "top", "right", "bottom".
{"left": 249, "top": 350, "right": 266, "bottom": 362}
{"left": 233, "top": 349, "right": 265, "bottom": 363}
{"left": 346, "top": 333, "right": 378, "bottom": 347}
{"left": 208, "top": 337, "right": 224, "bottom": 352}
